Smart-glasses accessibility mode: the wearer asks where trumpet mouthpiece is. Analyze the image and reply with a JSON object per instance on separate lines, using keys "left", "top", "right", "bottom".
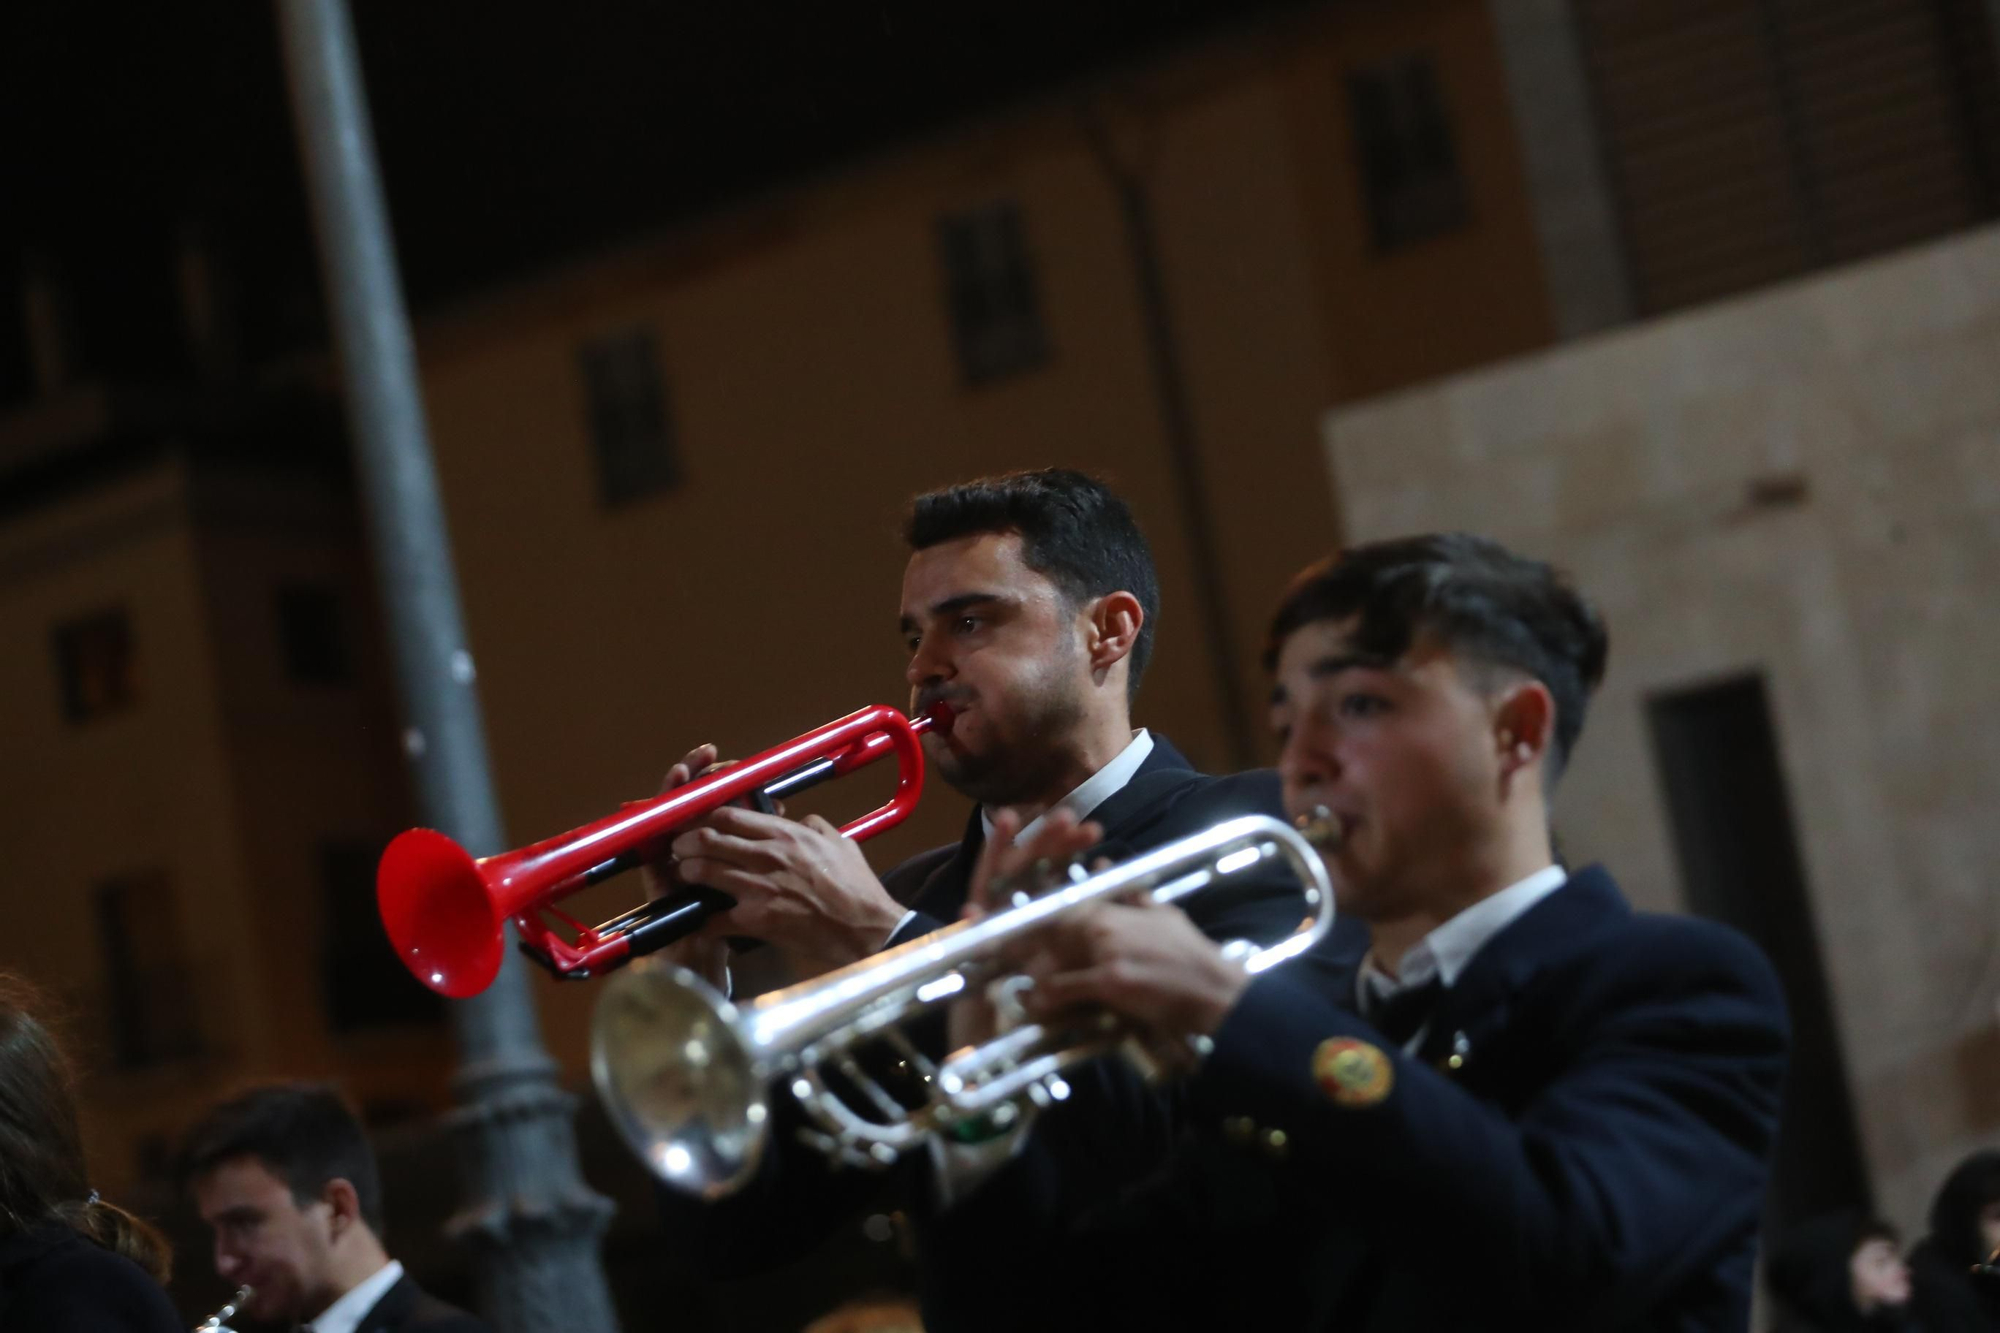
{"left": 1295, "top": 806, "right": 1342, "bottom": 848}
{"left": 922, "top": 699, "right": 956, "bottom": 736}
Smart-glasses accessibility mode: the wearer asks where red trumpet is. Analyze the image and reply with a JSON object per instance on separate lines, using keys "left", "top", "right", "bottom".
{"left": 378, "top": 703, "right": 950, "bottom": 998}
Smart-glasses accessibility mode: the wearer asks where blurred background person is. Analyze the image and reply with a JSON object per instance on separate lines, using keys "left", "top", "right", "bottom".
{"left": 1766, "top": 1211, "right": 1921, "bottom": 1332}
{"left": 179, "top": 1083, "right": 487, "bottom": 1333}
{"left": 1908, "top": 1150, "right": 2000, "bottom": 1332}
{"left": 0, "top": 974, "right": 180, "bottom": 1332}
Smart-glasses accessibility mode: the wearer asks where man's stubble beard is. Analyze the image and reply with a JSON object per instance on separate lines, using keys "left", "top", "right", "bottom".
{"left": 933, "top": 652, "right": 1090, "bottom": 809}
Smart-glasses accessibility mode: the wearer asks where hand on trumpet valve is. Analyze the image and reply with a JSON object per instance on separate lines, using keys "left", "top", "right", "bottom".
{"left": 949, "top": 809, "right": 1106, "bottom": 1051}
{"left": 994, "top": 842, "right": 1255, "bottom": 1044}
{"left": 666, "top": 796, "right": 907, "bottom": 977}
{"left": 637, "top": 742, "right": 738, "bottom": 989}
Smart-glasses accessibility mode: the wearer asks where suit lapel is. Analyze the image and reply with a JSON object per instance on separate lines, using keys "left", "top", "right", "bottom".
{"left": 1072, "top": 735, "right": 1199, "bottom": 854}
{"left": 912, "top": 735, "right": 1200, "bottom": 915}
{"left": 910, "top": 805, "right": 987, "bottom": 919}
{"left": 355, "top": 1274, "right": 418, "bottom": 1332}
{"left": 1417, "top": 866, "right": 1629, "bottom": 1067}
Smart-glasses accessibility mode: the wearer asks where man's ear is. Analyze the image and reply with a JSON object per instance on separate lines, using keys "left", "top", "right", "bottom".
{"left": 321, "top": 1177, "right": 364, "bottom": 1242}
{"left": 1085, "top": 592, "right": 1144, "bottom": 679}
{"left": 1491, "top": 679, "right": 1555, "bottom": 780}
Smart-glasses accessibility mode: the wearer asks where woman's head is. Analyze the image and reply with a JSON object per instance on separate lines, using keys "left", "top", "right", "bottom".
{"left": 0, "top": 974, "right": 169, "bottom": 1280}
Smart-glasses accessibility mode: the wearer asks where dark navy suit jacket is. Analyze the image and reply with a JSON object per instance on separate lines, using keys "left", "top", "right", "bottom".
{"left": 0, "top": 1226, "right": 180, "bottom": 1333}
{"left": 921, "top": 865, "right": 1790, "bottom": 1333}
{"left": 354, "top": 1274, "right": 489, "bottom": 1333}
{"left": 655, "top": 734, "right": 1367, "bottom": 1282}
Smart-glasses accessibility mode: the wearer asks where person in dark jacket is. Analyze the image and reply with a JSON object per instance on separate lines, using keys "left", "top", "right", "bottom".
{"left": 923, "top": 533, "right": 1791, "bottom": 1332}
{"left": 0, "top": 974, "right": 180, "bottom": 1333}
{"left": 645, "top": 470, "right": 1351, "bottom": 1288}
{"left": 1766, "top": 1211, "right": 1922, "bottom": 1332}
{"left": 1908, "top": 1150, "right": 2000, "bottom": 1332}
{"left": 180, "top": 1083, "right": 487, "bottom": 1333}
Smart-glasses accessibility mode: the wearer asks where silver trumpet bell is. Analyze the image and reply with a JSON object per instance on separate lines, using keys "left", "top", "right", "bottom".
{"left": 590, "top": 811, "right": 1337, "bottom": 1198}
{"left": 193, "top": 1286, "right": 252, "bottom": 1332}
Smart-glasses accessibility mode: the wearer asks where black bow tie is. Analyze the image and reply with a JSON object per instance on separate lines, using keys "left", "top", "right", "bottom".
{"left": 1368, "top": 976, "right": 1446, "bottom": 1047}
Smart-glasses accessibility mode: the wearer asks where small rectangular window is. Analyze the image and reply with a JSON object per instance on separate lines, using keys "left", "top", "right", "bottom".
{"left": 1346, "top": 54, "right": 1471, "bottom": 251}
{"left": 321, "top": 841, "right": 444, "bottom": 1032}
{"left": 579, "top": 327, "right": 680, "bottom": 507}
{"left": 937, "top": 201, "right": 1050, "bottom": 386}
{"left": 275, "top": 584, "right": 352, "bottom": 685}
{"left": 94, "top": 871, "right": 202, "bottom": 1068}
{"left": 53, "top": 607, "right": 137, "bottom": 723}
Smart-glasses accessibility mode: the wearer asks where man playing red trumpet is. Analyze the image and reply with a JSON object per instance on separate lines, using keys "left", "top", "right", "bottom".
{"left": 646, "top": 468, "right": 1359, "bottom": 1279}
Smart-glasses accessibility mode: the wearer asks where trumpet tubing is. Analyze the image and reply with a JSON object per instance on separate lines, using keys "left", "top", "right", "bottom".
{"left": 591, "top": 812, "right": 1337, "bottom": 1198}
{"left": 377, "top": 702, "right": 948, "bottom": 998}
{"left": 193, "top": 1287, "right": 252, "bottom": 1332}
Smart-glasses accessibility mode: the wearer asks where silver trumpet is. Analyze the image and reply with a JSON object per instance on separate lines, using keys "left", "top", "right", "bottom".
{"left": 193, "top": 1286, "right": 252, "bottom": 1332}
{"left": 591, "top": 811, "right": 1336, "bottom": 1197}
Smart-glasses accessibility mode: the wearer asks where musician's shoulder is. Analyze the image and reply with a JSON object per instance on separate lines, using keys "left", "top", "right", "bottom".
{"left": 1613, "top": 908, "right": 1784, "bottom": 1006}
{"left": 1169, "top": 766, "right": 1288, "bottom": 826}
{"left": 0, "top": 1225, "right": 181, "bottom": 1331}
{"left": 1550, "top": 879, "right": 1785, "bottom": 1021}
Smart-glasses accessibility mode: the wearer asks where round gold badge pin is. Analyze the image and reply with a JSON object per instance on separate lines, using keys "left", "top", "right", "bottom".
{"left": 1312, "top": 1036, "right": 1394, "bottom": 1108}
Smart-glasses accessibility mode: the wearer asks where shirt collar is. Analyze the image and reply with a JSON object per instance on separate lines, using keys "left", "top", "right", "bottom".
{"left": 302, "top": 1259, "right": 403, "bottom": 1333}
{"left": 1359, "top": 863, "right": 1568, "bottom": 1004}
{"left": 979, "top": 729, "right": 1154, "bottom": 848}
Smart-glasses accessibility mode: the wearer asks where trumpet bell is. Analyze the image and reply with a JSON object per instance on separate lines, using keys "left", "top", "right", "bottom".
{"left": 592, "top": 965, "right": 769, "bottom": 1198}
{"left": 377, "top": 829, "right": 503, "bottom": 999}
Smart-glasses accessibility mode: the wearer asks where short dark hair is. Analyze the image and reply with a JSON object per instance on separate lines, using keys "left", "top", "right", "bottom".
{"left": 1263, "top": 534, "right": 1608, "bottom": 779}
{"left": 904, "top": 469, "right": 1160, "bottom": 702}
{"left": 178, "top": 1083, "right": 384, "bottom": 1234}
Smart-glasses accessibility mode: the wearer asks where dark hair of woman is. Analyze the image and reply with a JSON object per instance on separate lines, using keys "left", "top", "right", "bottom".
{"left": 0, "top": 974, "right": 171, "bottom": 1281}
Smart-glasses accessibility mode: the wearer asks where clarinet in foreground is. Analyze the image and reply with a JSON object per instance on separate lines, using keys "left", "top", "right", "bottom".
{"left": 591, "top": 809, "right": 1338, "bottom": 1197}
{"left": 193, "top": 1286, "right": 252, "bottom": 1333}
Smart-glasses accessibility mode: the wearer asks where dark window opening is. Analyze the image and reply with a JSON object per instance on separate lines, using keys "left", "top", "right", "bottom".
{"left": 1577, "top": 0, "right": 2000, "bottom": 314}
{"left": 1346, "top": 54, "right": 1472, "bottom": 251}
{"left": 276, "top": 583, "right": 353, "bottom": 685}
{"left": 94, "top": 871, "right": 202, "bottom": 1068}
{"left": 1648, "top": 672, "right": 1872, "bottom": 1238}
{"left": 938, "top": 201, "right": 1050, "bottom": 386}
{"left": 579, "top": 326, "right": 680, "bottom": 507}
{"left": 321, "top": 841, "right": 444, "bottom": 1031}
{"left": 53, "top": 607, "right": 138, "bottom": 723}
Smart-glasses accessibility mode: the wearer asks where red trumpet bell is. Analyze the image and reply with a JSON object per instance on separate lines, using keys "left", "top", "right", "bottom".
{"left": 378, "top": 829, "right": 500, "bottom": 999}
{"left": 377, "top": 703, "right": 948, "bottom": 998}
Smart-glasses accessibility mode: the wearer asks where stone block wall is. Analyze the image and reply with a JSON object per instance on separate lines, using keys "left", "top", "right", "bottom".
{"left": 1322, "top": 223, "right": 2000, "bottom": 1230}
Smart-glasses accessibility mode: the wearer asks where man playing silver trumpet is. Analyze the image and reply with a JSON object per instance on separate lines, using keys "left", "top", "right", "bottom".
{"left": 639, "top": 470, "right": 1359, "bottom": 1288}
{"left": 914, "top": 533, "right": 1792, "bottom": 1332}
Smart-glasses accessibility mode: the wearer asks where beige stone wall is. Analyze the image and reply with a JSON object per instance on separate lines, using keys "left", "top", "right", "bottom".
{"left": 0, "top": 462, "right": 258, "bottom": 1193}
{"left": 1320, "top": 222, "right": 2000, "bottom": 1231}
{"left": 0, "top": 460, "right": 446, "bottom": 1196}
{"left": 185, "top": 473, "right": 452, "bottom": 1116}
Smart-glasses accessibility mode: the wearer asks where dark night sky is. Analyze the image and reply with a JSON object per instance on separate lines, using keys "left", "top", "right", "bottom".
{"left": 0, "top": 1, "right": 1315, "bottom": 399}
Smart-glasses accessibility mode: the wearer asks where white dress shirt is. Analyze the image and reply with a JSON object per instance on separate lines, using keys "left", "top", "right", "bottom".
{"left": 888, "top": 729, "right": 1155, "bottom": 944}
{"left": 301, "top": 1258, "right": 403, "bottom": 1333}
{"left": 977, "top": 728, "right": 1155, "bottom": 848}
{"left": 1357, "top": 863, "right": 1568, "bottom": 1052}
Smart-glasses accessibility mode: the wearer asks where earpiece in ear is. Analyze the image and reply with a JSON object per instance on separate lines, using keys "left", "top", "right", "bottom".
{"left": 1515, "top": 742, "right": 1533, "bottom": 762}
